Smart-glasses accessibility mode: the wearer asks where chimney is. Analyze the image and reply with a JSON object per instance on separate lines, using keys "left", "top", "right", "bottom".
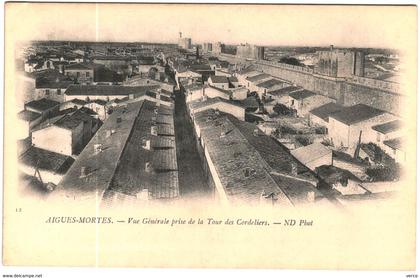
{"left": 145, "top": 162, "right": 152, "bottom": 173}
{"left": 93, "top": 144, "right": 102, "bottom": 154}
{"left": 253, "top": 128, "right": 259, "bottom": 137}
{"left": 142, "top": 139, "right": 151, "bottom": 150}
{"left": 151, "top": 126, "right": 158, "bottom": 136}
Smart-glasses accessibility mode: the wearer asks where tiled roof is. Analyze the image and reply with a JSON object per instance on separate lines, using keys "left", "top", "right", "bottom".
{"left": 194, "top": 110, "right": 291, "bottom": 205}
{"left": 19, "top": 146, "right": 74, "bottom": 174}
{"left": 256, "top": 78, "right": 285, "bottom": 89}
{"left": 152, "top": 149, "right": 177, "bottom": 171}
{"left": 182, "top": 83, "right": 204, "bottom": 92}
{"left": 54, "top": 109, "right": 93, "bottom": 130}
{"left": 156, "top": 114, "right": 174, "bottom": 125}
{"left": 330, "top": 104, "right": 386, "bottom": 126}
{"left": 79, "top": 107, "right": 97, "bottom": 116}
{"left": 150, "top": 171, "right": 179, "bottom": 199}
{"left": 18, "top": 110, "right": 41, "bottom": 122}
{"left": 25, "top": 98, "right": 59, "bottom": 112}
{"left": 372, "top": 120, "right": 403, "bottom": 134}
{"left": 157, "top": 123, "right": 175, "bottom": 136}
{"left": 190, "top": 64, "right": 212, "bottom": 71}
{"left": 71, "top": 98, "right": 88, "bottom": 105}
{"left": 316, "top": 165, "right": 362, "bottom": 185}
{"left": 234, "top": 96, "right": 259, "bottom": 109}
{"left": 189, "top": 97, "right": 243, "bottom": 111}
{"left": 64, "top": 85, "right": 159, "bottom": 96}
{"left": 267, "top": 86, "right": 302, "bottom": 96}
{"left": 237, "top": 66, "right": 257, "bottom": 75}
{"left": 158, "top": 106, "right": 173, "bottom": 115}
{"left": 193, "top": 109, "right": 321, "bottom": 206}
{"left": 94, "top": 66, "right": 125, "bottom": 83}
{"left": 383, "top": 137, "right": 404, "bottom": 150}
{"left": 92, "top": 99, "right": 107, "bottom": 106}
{"left": 207, "top": 85, "right": 233, "bottom": 97}
{"left": 106, "top": 100, "right": 178, "bottom": 199}
{"left": 209, "top": 75, "right": 229, "bottom": 84}
{"left": 290, "top": 143, "right": 332, "bottom": 165}
{"left": 57, "top": 100, "right": 179, "bottom": 201}
{"left": 228, "top": 76, "right": 238, "bottom": 82}
{"left": 228, "top": 115, "right": 318, "bottom": 183}
{"left": 152, "top": 136, "right": 176, "bottom": 149}
{"left": 309, "top": 102, "right": 343, "bottom": 122}
{"left": 246, "top": 73, "right": 271, "bottom": 82}
{"left": 289, "top": 89, "right": 316, "bottom": 100}
{"left": 58, "top": 101, "right": 147, "bottom": 196}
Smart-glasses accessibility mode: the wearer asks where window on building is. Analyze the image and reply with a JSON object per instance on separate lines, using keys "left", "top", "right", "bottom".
{"left": 86, "top": 72, "right": 90, "bottom": 78}
{"left": 57, "top": 89, "right": 61, "bottom": 95}
{"left": 45, "top": 89, "right": 50, "bottom": 96}
{"left": 291, "top": 99, "right": 295, "bottom": 106}
{"left": 77, "top": 72, "right": 80, "bottom": 78}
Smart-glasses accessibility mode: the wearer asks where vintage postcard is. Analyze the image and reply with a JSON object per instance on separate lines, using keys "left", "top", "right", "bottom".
{"left": 3, "top": 3, "right": 417, "bottom": 270}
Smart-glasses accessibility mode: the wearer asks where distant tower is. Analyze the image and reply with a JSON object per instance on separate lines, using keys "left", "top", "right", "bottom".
{"left": 196, "top": 47, "right": 200, "bottom": 60}
{"left": 179, "top": 32, "right": 182, "bottom": 38}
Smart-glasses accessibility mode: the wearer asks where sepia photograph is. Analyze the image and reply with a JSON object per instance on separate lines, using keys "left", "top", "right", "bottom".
{"left": 2, "top": 2, "right": 418, "bottom": 272}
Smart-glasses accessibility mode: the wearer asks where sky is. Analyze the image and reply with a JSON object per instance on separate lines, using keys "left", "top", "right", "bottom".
{"left": 6, "top": 3, "right": 417, "bottom": 48}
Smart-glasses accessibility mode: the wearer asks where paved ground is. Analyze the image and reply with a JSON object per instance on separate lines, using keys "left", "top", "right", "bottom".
{"left": 173, "top": 90, "right": 211, "bottom": 198}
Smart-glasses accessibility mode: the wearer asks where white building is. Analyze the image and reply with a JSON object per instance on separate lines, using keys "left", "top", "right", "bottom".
{"left": 188, "top": 97, "right": 245, "bottom": 121}
{"left": 328, "top": 104, "right": 396, "bottom": 151}
{"left": 208, "top": 75, "right": 229, "bottom": 90}
{"left": 31, "top": 110, "right": 95, "bottom": 156}
{"left": 288, "top": 90, "right": 333, "bottom": 117}
{"left": 290, "top": 143, "right": 332, "bottom": 171}
{"left": 17, "top": 110, "right": 42, "bottom": 139}
{"left": 383, "top": 137, "right": 406, "bottom": 163}
{"left": 308, "top": 102, "right": 344, "bottom": 130}
{"left": 369, "top": 120, "right": 403, "bottom": 149}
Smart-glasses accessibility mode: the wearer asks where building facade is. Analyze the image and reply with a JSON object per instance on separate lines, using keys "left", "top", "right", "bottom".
{"left": 315, "top": 46, "right": 365, "bottom": 78}
{"left": 236, "top": 44, "right": 265, "bottom": 60}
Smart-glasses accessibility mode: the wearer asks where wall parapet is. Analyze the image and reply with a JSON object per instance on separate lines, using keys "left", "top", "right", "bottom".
{"left": 346, "top": 76, "right": 400, "bottom": 94}
{"left": 257, "top": 60, "right": 314, "bottom": 74}
{"left": 218, "top": 53, "right": 400, "bottom": 94}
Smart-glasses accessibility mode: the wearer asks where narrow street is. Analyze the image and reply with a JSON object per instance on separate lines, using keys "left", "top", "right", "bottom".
{"left": 173, "top": 89, "right": 211, "bottom": 198}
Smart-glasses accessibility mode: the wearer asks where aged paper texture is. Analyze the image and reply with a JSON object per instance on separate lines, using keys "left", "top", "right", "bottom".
{"left": 3, "top": 3, "right": 417, "bottom": 269}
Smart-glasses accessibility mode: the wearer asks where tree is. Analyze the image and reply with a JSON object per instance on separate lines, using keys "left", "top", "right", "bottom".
{"left": 279, "top": 57, "right": 304, "bottom": 67}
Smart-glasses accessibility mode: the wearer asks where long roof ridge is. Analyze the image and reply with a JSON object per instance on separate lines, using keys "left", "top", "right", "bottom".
{"left": 222, "top": 116, "right": 295, "bottom": 206}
